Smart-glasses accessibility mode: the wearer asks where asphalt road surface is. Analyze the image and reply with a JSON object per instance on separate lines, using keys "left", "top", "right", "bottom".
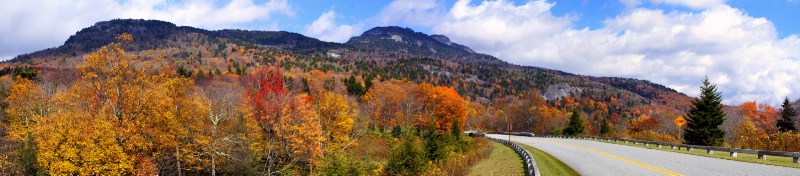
{"left": 486, "top": 134, "right": 799, "bottom": 176}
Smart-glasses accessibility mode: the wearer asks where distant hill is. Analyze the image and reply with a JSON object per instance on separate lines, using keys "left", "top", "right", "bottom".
{"left": 4, "top": 19, "right": 693, "bottom": 116}
{"left": 9, "top": 19, "right": 345, "bottom": 63}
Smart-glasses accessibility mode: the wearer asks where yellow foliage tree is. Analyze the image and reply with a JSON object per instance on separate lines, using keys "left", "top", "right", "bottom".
{"left": 47, "top": 33, "right": 203, "bottom": 174}
{"left": 277, "top": 94, "right": 324, "bottom": 167}
{"left": 316, "top": 92, "right": 356, "bottom": 154}
{"left": 5, "top": 77, "right": 52, "bottom": 141}
{"left": 732, "top": 117, "right": 764, "bottom": 149}
{"left": 36, "top": 85, "right": 133, "bottom": 175}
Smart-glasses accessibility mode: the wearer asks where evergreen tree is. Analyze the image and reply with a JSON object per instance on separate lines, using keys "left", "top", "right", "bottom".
{"left": 12, "top": 66, "right": 37, "bottom": 80}
{"left": 563, "top": 109, "right": 585, "bottom": 135}
{"left": 387, "top": 136, "right": 425, "bottom": 175}
{"left": 344, "top": 75, "right": 366, "bottom": 96}
{"left": 600, "top": 119, "right": 613, "bottom": 136}
{"left": 777, "top": 97, "right": 797, "bottom": 132}
{"left": 684, "top": 77, "right": 726, "bottom": 146}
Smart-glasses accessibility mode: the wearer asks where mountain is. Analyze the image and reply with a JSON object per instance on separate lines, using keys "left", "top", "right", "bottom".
{"left": 343, "top": 25, "right": 690, "bottom": 105}
{"left": 9, "top": 19, "right": 345, "bottom": 63}
{"left": 3, "top": 19, "right": 693, "bottom": 116}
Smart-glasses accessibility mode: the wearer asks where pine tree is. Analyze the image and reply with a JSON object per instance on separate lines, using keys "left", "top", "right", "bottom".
{"left": 684, "top": 77, "right": 726, "bottom": 146}
{"left": 600, "top": 119, "right": 613, "bottom": 136}
{"left": 777, "top": 97, "right": 797, "bottom": 132}
{"left": 563, "top": 109, "right": 585, "bottom": 135}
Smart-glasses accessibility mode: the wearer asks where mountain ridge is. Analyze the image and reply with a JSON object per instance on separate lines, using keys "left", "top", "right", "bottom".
{"left": 4, "top": 19, "right": 690, "bottom": 109}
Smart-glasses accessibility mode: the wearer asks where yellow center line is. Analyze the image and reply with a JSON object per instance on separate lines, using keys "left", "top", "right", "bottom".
{"left": 538, "top": 140, "right": 683, "bottom": 176}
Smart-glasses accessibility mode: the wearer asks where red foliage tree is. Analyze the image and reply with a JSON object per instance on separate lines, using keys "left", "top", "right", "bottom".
{"left": 245, "top": 65, "right": 287, "bottom": 135}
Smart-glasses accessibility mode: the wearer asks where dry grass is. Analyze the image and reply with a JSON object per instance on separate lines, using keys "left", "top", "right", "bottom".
{"left": 348, "top": 135, "right": 394, "bottom": 162}
{"left": 426, "top": 137, "right": 493, "bottom": 176}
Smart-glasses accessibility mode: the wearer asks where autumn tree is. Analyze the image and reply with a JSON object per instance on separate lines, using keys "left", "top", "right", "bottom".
{"left": 40, "top": 33, "right": 207, "bottom": 175}
{"left": 465, "top": 101, "right": 485, "bottom": 131}
{"left": 199, "top": 80, "right": 246, "bottom": 175}
{"left": 512, "top": 89, "right": 545, "bottom": 133}
{"left": 245, "top": 65, "right": 323, "bottom": 174}
{"left": 777, "top": 97, "right": 797, "bottom": 132}
{"left": 35, "top": 86, "right": 133, "bottom": 174}
{"left": 4, "top": 77, "right": 53, "bottom": 174}
{"left": 684, "top": 77, "right": 726, "bottom": 146}
{"left": 628, "top": 115, "right": 659, "bottom": 133}
{"left": 5, "top": 78, "right": 51, "bottom": 141}
{"left": 738, "top": 101, "right": 778, "bottom": 133}
{"left": 363, "top": 81, "right": 408, "bottom": 131}
{"left": 316, "top": 91, "right": 355, "bottom": 154}
{"left": 731, "top": 117, "right": 762, "bottom": 149}
{"left": 429, "top": 86, "right": 466, "bottom": 134}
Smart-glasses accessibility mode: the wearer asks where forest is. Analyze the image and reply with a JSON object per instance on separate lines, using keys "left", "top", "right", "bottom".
{"left": 0, "top": 33, "right": 492, "bottom": 175}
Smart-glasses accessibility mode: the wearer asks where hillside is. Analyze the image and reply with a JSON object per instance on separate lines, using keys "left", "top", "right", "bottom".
{"left": 1, "top": 19, "right": 693, "bottom": 132}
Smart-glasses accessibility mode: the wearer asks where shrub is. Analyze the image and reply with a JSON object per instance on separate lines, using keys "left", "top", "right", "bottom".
{"left": 387, "top": 136, "right": 426, "bottom": 175}
{"left": 628, "top": 130, "right": 679, "bottom": 143}
{"left": 319, "top": 154, "right": 365, "bottom": 176}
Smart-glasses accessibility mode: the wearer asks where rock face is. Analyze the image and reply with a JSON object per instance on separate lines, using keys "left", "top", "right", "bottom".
{"left": 541, "top": 83, "right": 582, "bottom": 101}
{"left": 431, "top": 34, "right": 475, "bottom": 53}
{"left": 431, "top": 35, "right": 453, "bottom": 45}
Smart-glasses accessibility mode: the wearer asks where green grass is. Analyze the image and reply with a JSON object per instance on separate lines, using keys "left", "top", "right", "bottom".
{"left": 514, "top": 142, "right": 580, "bottom": 176}
{"left": 469, "top": 141, "right": 525, "bottom": 176}
{"left": 585, "top": 138, "right": 800, "bottom": 168}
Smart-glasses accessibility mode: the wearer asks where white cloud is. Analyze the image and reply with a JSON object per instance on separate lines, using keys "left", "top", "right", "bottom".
{"left": 303, "top": 10, "right": 363, "bottom": 43}
{"left": 649, "top": 0, "right": 726, "bottom": 9}
{"left": 432, "top": 0, "right": 800, "bottom": 105}
{"left": 118, "top": 0, "right": 294, "bottom": 30}
{"left": 0, "top": 0, "right": 293, "bottom": 60}
{"left": 620, "top": 0, "right": 643, "bottom": 9}
{"left": 373, "top": 0, "right": 446, "bottom": 27}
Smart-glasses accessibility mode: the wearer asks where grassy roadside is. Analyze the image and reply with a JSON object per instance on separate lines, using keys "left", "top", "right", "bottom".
{"left": 584, "top": 138, "right": 800, "bottom": 168}
{"left": 469, "top": 141, "right": 525, "bottom": 176}
{"left": 513, "top": 142, "right": 580, "bottom": 176}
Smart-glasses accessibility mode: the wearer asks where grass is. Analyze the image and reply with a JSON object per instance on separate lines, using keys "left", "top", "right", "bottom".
{"left": 584, "top": 138, "right": 800, "bottom": 168}
{"left": 513, "top": 142, "right": 580, "bottom": 176}
{"left": 469, "top": 141, "right": 525, "bottom": 176}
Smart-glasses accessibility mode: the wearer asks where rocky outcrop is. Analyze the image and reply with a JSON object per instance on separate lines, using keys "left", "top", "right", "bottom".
{"left": 541, "top": 83, "right": 582, "bottom": 101}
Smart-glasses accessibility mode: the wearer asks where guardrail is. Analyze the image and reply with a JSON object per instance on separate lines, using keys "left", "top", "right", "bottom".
{"left": 547, "top": 135, "right": 800, "bottom": 164}
{"left": 486, "top": 136, "right": 541, "bottom": 176}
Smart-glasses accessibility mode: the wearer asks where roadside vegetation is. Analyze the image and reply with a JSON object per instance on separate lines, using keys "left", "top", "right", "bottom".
{"left": 468, "top": 141, "right": 523, "bottom": 176}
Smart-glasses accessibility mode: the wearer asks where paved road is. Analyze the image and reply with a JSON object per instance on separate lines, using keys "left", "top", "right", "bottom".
{"left": 487, "top": 134, "right": 800, "bottom": 176}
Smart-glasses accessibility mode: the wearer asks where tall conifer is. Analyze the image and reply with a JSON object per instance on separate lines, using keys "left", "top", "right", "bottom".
{"left": 777, "top": 97, "right": 797, "bottom": 132}
{"left": 563, "top": 109, "right": 585, "bottom": 135}
{"left": 684, "top": 77, "right": 726, "bottom": 146}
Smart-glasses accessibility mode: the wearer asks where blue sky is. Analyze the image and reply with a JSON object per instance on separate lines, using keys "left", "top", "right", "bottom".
{"left": 2, "top": 0, "right": 800, "bottom": 105}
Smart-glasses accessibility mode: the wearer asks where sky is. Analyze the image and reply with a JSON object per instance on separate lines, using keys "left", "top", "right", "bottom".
{"left": 2, "top": 0, "right": 800, "bottom": 106}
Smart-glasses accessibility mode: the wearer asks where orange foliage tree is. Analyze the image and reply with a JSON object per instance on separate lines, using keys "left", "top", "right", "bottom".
{"left": 429, "top": 86, "right": 466, "bottom": 134}
{"left": 739, "top": 102, "right": 779, "bottom": 133}
{"left": 363, "top": 81, "right": 409, "bottom": 131}
{"left": 628, "top": 115, "right": 659, "bottom": 133}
